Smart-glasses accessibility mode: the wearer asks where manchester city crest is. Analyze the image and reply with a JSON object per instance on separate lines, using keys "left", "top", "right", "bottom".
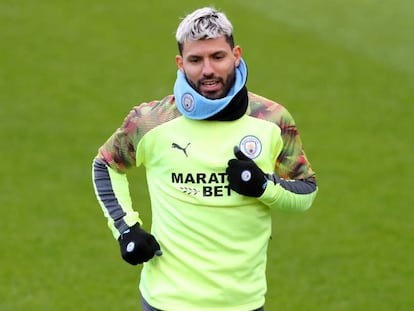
{"left": 239, "top": 135, "right": 262, "bottom": 159}
{"left": 181, "top": 93, "right": 195, "bottom": 112}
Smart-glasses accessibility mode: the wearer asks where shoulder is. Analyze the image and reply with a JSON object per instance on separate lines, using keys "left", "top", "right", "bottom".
{"left": 128, "top": 95, "right": 179, "bottom": 119}
{"left": 247, "top": 91, "right": 296, "bottom": 127}
{"left": 121, "top": 95, "right": 182, "bottom": 133}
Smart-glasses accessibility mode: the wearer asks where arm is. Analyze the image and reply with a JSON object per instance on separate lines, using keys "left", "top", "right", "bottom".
{"left": 227, "top": 104, "right": 318, "bottom": 211}
{"left": 92, "top": 104, "right": 163, "bottom": 264}
{"left": 264, "top": 106, "right": 318, "bottom": 211}
{"left": 92, "top": 157, "right": 161, "bottom": 264}
{"left": 92, "top": 107, "right": 143, "bottom": 239}
{"left": 92, "top": 98, "right": 180, "bottom": 235}
{"left": 92, "top": 158, "right": 140, "bottom": 239}
{"left": 226, "top": 147, "right": 317, "bottom": 212}
{"left": 258, "top": 174, "right": 317, "bottom": 212}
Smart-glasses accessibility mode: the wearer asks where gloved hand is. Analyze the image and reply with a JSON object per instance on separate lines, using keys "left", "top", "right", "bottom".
{"left": 118, "top": 223, "right": 162, "bottom": 265}
{"left": 226, "top": 146, "right": 268, "bottom": 197}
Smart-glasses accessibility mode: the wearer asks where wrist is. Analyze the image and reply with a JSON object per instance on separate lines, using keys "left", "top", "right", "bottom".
{"left": 118, "top": 223, "right": 140, "bottom": 241}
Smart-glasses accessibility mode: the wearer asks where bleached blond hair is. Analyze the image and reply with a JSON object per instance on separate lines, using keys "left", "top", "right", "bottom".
{"left": 175, "top": 7, "right": 234, "bottom": 54}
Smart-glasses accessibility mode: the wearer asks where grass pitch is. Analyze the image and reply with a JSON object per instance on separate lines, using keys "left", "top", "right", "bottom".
{"left": 1, "top": 0, "right": 413, "bottom": 310}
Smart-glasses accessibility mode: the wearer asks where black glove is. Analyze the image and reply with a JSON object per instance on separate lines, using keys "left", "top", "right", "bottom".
{"left": 118, "top": 223, "right": 161, "bottom": 265}
{"left": 226, "top": 146, "right": 268, "bottom": 197}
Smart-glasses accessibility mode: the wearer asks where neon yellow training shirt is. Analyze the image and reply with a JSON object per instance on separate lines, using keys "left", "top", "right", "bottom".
{"left": 92, "top": 92, "right": 318, "bottom": 311}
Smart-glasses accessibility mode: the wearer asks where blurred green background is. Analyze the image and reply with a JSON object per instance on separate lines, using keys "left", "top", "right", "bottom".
{"left": 1, "top": 0, "right": 413, "bottom": 310}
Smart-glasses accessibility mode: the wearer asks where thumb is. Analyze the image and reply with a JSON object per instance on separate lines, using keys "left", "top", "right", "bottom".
{"left": 233, "top": 146, "right": 250, "bottom": 161}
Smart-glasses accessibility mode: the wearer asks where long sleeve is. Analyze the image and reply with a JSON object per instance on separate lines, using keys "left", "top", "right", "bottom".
{"left": 91, "top": 106, "right": 144, "bottom": 239}
{"left": 258, "top": 175, "right": 317, "bottom": 211}
{"left": 92, "top": 96, "right": 181, "bottom": 239}
{"left": 92, "top": 158, "right": 141, "bottom": 239}
{"left": 248, "top": 92, "right": 318, "bottom": 211}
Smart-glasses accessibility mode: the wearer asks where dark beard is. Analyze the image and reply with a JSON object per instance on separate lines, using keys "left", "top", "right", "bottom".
{"left": 186, "top": 69, "right": 236, "bottom": 100}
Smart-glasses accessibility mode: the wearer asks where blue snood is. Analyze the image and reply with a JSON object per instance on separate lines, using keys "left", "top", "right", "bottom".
{"left": 174, "top": 58, "right": 248, "bottom": 120}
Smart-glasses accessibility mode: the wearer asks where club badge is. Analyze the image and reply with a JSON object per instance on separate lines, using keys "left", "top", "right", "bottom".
{"left": 239, "top": 135, "right": 262, "bottom": 159}
{"left": 241, "top": 170, "right": 252, "bottom": 182}
{"left": 181, "top": 93, "right": 195, "bottom": 112}
{"left": 126, "top": 241, "right": 135, "bottom": 253}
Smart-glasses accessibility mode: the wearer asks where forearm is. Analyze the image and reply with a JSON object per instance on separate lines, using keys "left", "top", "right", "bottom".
{"left": 92, "top": 158, "right": 141, "bottom": 239}
{"left": 258, "top": 176, "right": 318, "bottom": 212}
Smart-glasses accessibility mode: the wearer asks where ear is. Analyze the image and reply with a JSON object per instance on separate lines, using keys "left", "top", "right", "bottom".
{"left": 233, "top": 45, "right": 242, "bottom": 67}
{"left": 176, "top": 55, "right": 184, "bottom": 71}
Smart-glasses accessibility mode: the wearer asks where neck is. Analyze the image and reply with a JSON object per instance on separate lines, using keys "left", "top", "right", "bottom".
{"left": 207, "top": 86, "right": 248, "bottom": 121}
{"left": 173, "top": 58, "right": 248, "bottom": 120}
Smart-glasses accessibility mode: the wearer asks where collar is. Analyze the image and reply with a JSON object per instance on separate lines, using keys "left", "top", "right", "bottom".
{"left": 174, "top": 58, "right": 248, "bottom": 120}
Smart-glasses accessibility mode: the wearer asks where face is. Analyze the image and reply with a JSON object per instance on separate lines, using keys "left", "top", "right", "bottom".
{"left": 176, "top": 36, "right": 242, "bottom": 99}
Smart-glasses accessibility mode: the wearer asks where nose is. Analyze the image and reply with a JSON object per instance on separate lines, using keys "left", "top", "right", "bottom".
{"left": 202, "top": 59, "right": 214, "bottom": 77}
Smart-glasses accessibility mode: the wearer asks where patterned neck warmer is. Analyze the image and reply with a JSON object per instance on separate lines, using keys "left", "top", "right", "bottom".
{"left": 174, "top": 58, "right": 248, "bottom": 120}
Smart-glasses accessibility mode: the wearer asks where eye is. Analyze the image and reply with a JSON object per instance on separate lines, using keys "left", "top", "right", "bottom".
{"left": 213, "top": 54, "right": 225, "bottom": 60}
{"left": 188, "top": 57, "right": 200, "bottom": 63}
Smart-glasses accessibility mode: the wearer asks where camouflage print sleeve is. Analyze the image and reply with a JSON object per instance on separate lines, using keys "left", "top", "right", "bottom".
{"left": 97, "top": 106, "right": 145, "bottom": 173}
{"left": 96, "top": 95, "right": 180, "bottom": 173}
{"left": 248, "top": 92, "right": 316, "bottom": 181}
{"left": 273, "top": 107, "right": 316, "bottom": 180}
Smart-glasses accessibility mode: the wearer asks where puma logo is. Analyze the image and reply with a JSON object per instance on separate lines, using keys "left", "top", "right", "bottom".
{"left": 172, "top": 142, "right": 191, "bottom": 157}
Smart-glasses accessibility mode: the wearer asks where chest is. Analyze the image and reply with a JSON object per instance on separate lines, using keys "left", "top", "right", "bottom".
{"left": 143, "top": 116, "right": 279, "bottom": 171}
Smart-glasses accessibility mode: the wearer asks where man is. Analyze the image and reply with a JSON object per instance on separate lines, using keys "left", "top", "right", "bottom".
{"left": 92, "top": 7, "right": 318, "bottom": 311}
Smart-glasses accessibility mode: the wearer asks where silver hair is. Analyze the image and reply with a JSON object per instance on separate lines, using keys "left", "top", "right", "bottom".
{"left": 175, "top": 7, "right": 234, "bottom": 45}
